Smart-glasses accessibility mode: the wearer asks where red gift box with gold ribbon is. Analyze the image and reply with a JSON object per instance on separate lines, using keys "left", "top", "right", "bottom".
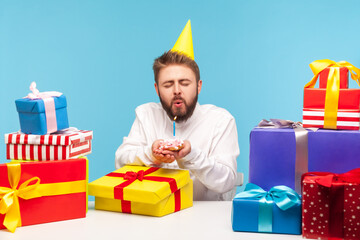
{"left": 0, "top": 158, "right": 87, "bottom": 232}
{"left": 302, "top": 169, "right": 360, "bottom": 239}
{"left": 89, "top": 165, "right": 193, "bottom": 217}
{"left": 303, "top": 60, "right": 360, "bottom": 130}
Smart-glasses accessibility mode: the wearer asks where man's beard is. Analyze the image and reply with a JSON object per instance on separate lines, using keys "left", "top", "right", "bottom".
{"left": 159, "top": 92, "right": 198, "bottom": 123}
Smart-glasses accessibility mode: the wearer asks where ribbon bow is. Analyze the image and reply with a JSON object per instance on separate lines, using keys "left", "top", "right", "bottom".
{"left": 257, "top": 119, "right": 303, "bottom": 129}
{"left": 52, "top": 127, "right": 87, "bottom": 143}
{"left": 123, "top": 170, "right": 144, "bottom": 181}
{"left": 234, "top": 183, "right": 301, "bottom": 232}
{"left": 304, "top": 60, "right": 360, "bottom": 129}
{"left": 24, "top": 82, "right": 63, "bottom": 134}
{"left": 107, "top": 167, "right": 178, "bottom": 201}
{"left": 302, "top": 168, "right": 360, "bottom": 188}
{"left": 257, "top": 119, "right": 309, "bottom": 194}
{"left": 106, "top": 167, "right": 180, "bottom": 213}
{"left": 0, "top": 163, "right": 42, "bottom": 233}
{"left": 26, "top": 82, "right": 62, "bottom": 100}
{"left": 305, "top": 59, "right": 360, "bottom": 89}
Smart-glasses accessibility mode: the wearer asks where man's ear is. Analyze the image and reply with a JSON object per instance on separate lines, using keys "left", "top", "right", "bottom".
{"left": 154, "top": 83, "right": 159, "bottom": 96}
{"left": 197, "top": 80, "right": 203, "bottom": 94}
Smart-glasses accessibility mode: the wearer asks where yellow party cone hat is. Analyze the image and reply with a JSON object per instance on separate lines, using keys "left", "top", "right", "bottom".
{"left": 172, "top": 20, "right": 194, "bottom": 60}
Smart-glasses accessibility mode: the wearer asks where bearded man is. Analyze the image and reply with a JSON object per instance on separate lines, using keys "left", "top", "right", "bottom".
{"left": 115, "top": 21, "right": 240, "bottom": 201}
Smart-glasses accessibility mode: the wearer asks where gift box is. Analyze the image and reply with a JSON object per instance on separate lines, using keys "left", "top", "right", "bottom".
{"left": 249, "top": 127, "right": 360, "bottom": 192}
{"left": 89, "top": 165, "right": 193, "bottom": 217}
{"left": 303, "top": 60, "right": 360, "bottom": 130}
{"left": 0, "top": 158, "right": 88, "bottom": 232}
{"left": 232, "top": 183, "right": 301, "bottom": 234}
{"left": 302, "top": 169, "right": 360, "bottom": 239}
{"left": 5, "top": 128, "right": 93, "bottom": 161}
{"left": 319, "top": 66, "right": 349, "bottom": 89}
{"left": 303, "top": 88, "right": 360, "bottom": 130}
{"left": 16, "top": 82, "right": 69, "bottom": 135}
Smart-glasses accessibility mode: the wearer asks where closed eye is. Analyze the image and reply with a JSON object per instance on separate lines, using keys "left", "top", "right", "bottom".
{"left": 162, "top": 81, "right": 174, "bottom": 88}
{"left": 179, "top": 79, "right": 191, "bottom": 86}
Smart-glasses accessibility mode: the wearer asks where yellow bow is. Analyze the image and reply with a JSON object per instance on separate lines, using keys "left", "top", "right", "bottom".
{"left": 0, "top": 163, "right": 42, "bottom": 233}
{"left": 305, "top": 59, "right": 360, "bottom": 88}
{"left": 304, "top": 60, "right": 360, "bottom": 129}
{"left": 0, "top": 162, "right": 86, "bottom": 233}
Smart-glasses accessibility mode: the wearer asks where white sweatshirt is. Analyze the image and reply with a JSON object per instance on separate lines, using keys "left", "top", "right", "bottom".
{"left": 115, "top": 102, "right": 240, "bottom": 200}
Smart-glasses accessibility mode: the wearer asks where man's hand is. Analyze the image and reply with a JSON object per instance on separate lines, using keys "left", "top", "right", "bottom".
{"left": 151, "top": 140, "right": 192, "bottom": 164}
{"left": 172, "top": 140, "right": 191, "bottom": 160}
{"left": 152, "top": 139, "right": 176, "bottom": 164}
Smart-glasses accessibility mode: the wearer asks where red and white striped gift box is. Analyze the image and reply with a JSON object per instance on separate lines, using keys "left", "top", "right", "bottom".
{"left": 303, "top": 108, "right": 360, "bottom": 130}
{"left": 303, "top": 88, "right": 360, "bottom": 130}
{"left": 5, "top": 128, "right": 93, "bottom": 161}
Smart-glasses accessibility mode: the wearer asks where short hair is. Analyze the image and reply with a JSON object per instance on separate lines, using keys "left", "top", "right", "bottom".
{"left": 153, "top": 50, "right": 200, "bottom": 84}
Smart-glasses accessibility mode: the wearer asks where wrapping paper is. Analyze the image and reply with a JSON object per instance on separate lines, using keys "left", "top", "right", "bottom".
{"left": 15, "top": 95, "right": 69, "bottom": 135}
{"left": 303, "top": 60, "right": 360, "bottom": 130}
{"left": 256, "top": 119, "right": 308, "bottom": 194}
{"left": 0, "top": 158, "right": 88, "bottom": 232}
{"left": 5, "top": 129, "right": 92, "bottom": 160}
{"left": 249, "top": 128, "right": 360, "bottom": 191}
{"left": 232, "top": 184, "right": 301, "bottom": 234}
{"left": 303, "top": 88, "right": 360, "bottom": 130}
{"left": 302, "top": 170, "right": 360, "bottom": 239}
{"left": 89, "top": 165, "right": 193, "bottom": 217}
{"left": 319, "top": 67, "right": 349, "bottom": 89}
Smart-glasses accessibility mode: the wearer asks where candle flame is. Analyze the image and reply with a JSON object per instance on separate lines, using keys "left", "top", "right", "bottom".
{"left": 174, "top": 116, "right": 177, "bottom": 121}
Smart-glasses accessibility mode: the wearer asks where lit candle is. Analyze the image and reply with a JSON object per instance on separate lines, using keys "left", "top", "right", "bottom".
{"left": 173, "top": 116, "right": 177, "bottom": 137}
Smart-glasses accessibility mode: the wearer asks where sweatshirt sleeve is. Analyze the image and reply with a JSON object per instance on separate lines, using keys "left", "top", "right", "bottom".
{"left": 176, "top": 116, "right": 240, "bottom": 193}
{"left": 115, "top": 108, "right": 163, "bottom": 169}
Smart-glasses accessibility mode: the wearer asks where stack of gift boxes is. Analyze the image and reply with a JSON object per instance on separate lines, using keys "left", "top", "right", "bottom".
{"left": 232, "top": 60, "right": 360, "bottom": 239}
{"left": 9, "top": 61, "right": 360, "bottom": 237}
{"left": 0, "top": 83, "right": 193, "bottom": 233}
{"left": 0, "top": 82, "right": 93, "bottom": 232}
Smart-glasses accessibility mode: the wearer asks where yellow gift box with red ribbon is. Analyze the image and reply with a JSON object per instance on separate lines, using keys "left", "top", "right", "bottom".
{"left": 0, "top": 158, "right": 88, "bottom": 233}
{"left": 303, "top": 59, "right": 360, "bottom": 130}
{"left": 89, "top": 165, "right": 193, "bottom": 217}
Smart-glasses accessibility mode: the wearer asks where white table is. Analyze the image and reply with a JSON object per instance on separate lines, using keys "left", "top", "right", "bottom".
{"left": 0, "top": 201, "right": 302, "bottom": 240}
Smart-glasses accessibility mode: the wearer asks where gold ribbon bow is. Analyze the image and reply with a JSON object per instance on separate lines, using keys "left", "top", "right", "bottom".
{"left": 0, "top": 163, "right": 42, "bottom": 233}
{"left": 0, "top": 163, "right": 86, "bottom": 233}
{"left": 304, "top": 59, "right": 360, "bottom": 129}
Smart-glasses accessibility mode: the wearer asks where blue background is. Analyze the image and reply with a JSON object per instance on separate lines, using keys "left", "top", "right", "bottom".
{"left": 1, "top": 0, "right": 360, "bottom": 193}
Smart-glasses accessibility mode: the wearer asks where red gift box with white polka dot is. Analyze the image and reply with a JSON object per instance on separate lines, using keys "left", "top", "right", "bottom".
{"left": 302, "top": 174, "right": 360, "bottom": 240}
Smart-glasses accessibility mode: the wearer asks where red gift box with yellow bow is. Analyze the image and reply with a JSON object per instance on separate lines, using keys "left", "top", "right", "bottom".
{"left": 0, "top": 158, "right": 87, "bottom": 233}
{"left": 303, "top": 60, "right": 360, "bottom": 130}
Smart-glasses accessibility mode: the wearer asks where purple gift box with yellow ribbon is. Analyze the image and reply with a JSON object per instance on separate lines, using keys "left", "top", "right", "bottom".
{"left": 15, "top": 82, "right": 69, "bottom": 135}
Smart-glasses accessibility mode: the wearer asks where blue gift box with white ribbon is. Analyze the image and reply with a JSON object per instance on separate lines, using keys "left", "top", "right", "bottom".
{"left": 16, "top": 95, "right": 69, "bottom": 135}
{"left": 231, "top": 183, "right": 301, "bottom": 235}
{"left": 15, "top": 83, "right": 69, "bottom": 135}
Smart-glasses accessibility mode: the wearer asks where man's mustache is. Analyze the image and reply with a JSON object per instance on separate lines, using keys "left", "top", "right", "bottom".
{"left": 172, "top": 96, "right": 185, "bottom": 102}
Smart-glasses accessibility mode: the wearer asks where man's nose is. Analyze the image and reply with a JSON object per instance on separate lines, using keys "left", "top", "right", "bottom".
{"left": 173, "top": 82, "right": 181, "bottom": 95}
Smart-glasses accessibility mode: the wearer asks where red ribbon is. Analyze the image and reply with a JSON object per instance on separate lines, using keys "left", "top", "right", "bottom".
{"left": 302, "top": 168, "right": 360, "bottom": 239}
{"left": 106, "top": 167, "right": 181, "bottom": 214}
{"left": 302, "top": 168, "right": 360, "bottom": 187}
